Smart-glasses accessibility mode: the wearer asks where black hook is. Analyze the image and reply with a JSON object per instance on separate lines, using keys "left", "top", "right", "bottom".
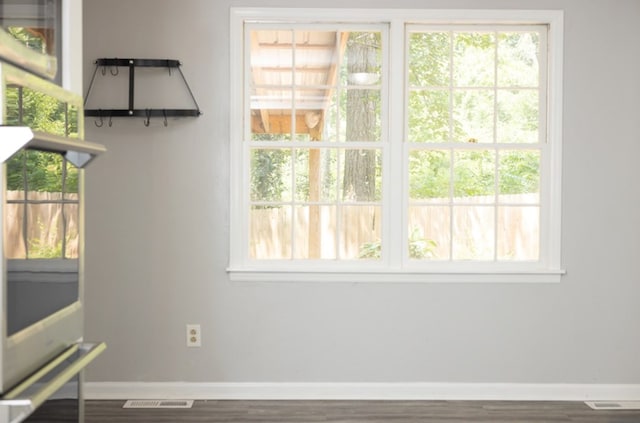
{"left": 110, "top": 65, "right": 119, "bottom": 76}
{"left": 100, "top": 66, "right": 107, "bottom": 76}
{"left": 94, "top": 110, "right": 104, "bottom": 127}
{"left": 144, "top": 109, "right": 151, "bottom": 127}
{"left": 163, "top": 109, "right": 168, "bottom": 127}
{"left": 108, "top": 111, "right": 113, "bottom": 127}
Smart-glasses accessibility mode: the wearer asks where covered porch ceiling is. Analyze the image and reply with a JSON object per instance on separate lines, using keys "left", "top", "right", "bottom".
{"left": 249, "top": 30, "right": 348, "bottom": 137}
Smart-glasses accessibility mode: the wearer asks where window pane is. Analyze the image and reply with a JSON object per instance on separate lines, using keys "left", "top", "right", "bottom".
{"left": 250, "top": 89, "right": 293, "bottom": 140}
{"left": 453, "top": 150, "right": 496, "bottom": 202}
{"left": 498, "top": 32, "right": 540, "bottom": 87}
{"left": 250, "top": 205, "right": 292, "bottom": 259}
{"left": 64, "top": 203, "right": 79, "bottom": 259}
{"left": 295, "top": 30, "right": 340, "bottom": 85}
{"left": 452, "top": 206, "right": 495, "bottom": 260}
{"left": 498, "top": 151, "right": 540, "bottom": 204}
{"left": 250, "top": 149, "right": 292, "bottom": 202}
{"left": 323, "top": 88, "right": 383, "bottom": 142}
{"left": 294, "top": 90, "right": 327, "bottom": 142}
{"left": 4, "top": 202, "right": 26, "bottom": 259}
{"left": 294, "top": 205, "right": 336, "bottom": 259}
{"left": 497, "top": 89, "right": 539, "bottom": 144}
{"left": 344, "top": 88, "right": 382, "bottom": 142}
{"left": 453, "top": 32, "right": 495, "bottom": 87}
{"left": 408, "top": 89, "right": 450, "bottom": 143}
{"left": 26, "top": 151, "right": 64, "bottom": 199}
{"left": 6, "top": 86, "right": 67, "bottom": 135}
{"left": 341, "top": 205, "right": 381, "bottom": 260}
{"left": 408, "top": 150, "right": 450, "bottom": 202}
{"left": 6, "top": 151, "right": 26, "bottom": 191}
{"left": 408, "top": 31, "right": 450, "bottom": 87}
{"left": 250, "top": 29, "right": 341, "bottom": 141}
{"left": 342, "top": 32, "right": 382, "bottom": 87}
{"left": 64, "top": 161, "right": 79, "bottom": 198}
{"left": 27, "top": 202, "right": 64, "bottom": 259}
{"left": 294, "top": 149, "right": 338, "bottom": 202}
{"left": 325, "top": 91, "right": 344, "bottom": 142}
{"left": 68, "top": 105, "right": 80, "bottom": 138}
{"left": 340, "top": 149, "right": 382, "bottom": 202}
{"left": 341, "top": 31, "right": 383, "bottom": 142}
{"left": 453, "top": 89, "right": 494, "bottom": 143}
{"left": 408, "top": 206, "right": 450, "bottom": 260}
{"left": 250, "top": 30, "right": 293, "bottom": 83}
{"left": 497, "top": 206, "right": 539, "bottom": 260}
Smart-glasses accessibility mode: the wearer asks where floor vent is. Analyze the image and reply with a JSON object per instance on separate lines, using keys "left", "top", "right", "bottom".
{"left": 123, "top": 400, "right": 194, "bottom": 409}
{"left": 585, "top": 401, "right": 640, "bottom": 410}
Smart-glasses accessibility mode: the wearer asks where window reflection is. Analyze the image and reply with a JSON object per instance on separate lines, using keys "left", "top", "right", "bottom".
{"left": 5, "top": 150, "right": 79, "bottom": 259}
{"left": 5, "top": 85, "right": 71, "bottom": 136}
{"left": 0, "top": 0, "right": 62, "bottom": 82}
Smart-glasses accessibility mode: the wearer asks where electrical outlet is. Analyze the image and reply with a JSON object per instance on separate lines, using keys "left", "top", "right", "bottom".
{"left": 186, "top": 324, "right": 201, "bottom": 347}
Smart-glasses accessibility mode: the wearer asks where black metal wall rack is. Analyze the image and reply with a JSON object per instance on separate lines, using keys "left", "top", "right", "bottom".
{"left": 84, "top": 58, "right": 201, "bottom": 126}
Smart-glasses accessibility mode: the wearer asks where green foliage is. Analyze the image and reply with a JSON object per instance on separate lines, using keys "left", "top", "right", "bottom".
{"left": 7, "top": 27, "right": 46, "bottom": 53}
{"left": 4, "top": 80, "right": 78, "bottom": 193}
{"left": 499, "top": 151, "right": 539, "bottom": 195}
{"left": 409, "top": 32, "right": 450, "bottom": 87}
{"left": 249, "top": 30, "right": 541, "bottom": 209}
{"left": 359, "top": 227, "right": 437, "bottom": 260}
{"left": 28, "top": 237, "right": 63, "bottom": 259}
{"left": 5, "top": 86, "right": 68, "bottom": 136}
{"left": 453, "top": 150, "right": 495, "bottom": 197}
{"left": 250, "top": 149, "right": 290, "bottom": 202}
{"left": 409, "top": 150, "right": 450, "bottom": 199}
{"left": 27, "top": 220, "right": 78, "bottom": 259}
{"left": 6, "top": 151, "right": 77, "bottom": 193}
{"left": 251, "top": 31, "right": 540, "bottom": 201}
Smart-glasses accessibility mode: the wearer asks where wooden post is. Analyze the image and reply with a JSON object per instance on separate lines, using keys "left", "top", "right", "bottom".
{"left": 307, "top": 111, "right": 323, "bottom": 259}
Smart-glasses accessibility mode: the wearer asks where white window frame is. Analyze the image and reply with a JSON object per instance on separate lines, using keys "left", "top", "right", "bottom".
{"left": 229, "top": 8, "right": 565, "bottom": 283}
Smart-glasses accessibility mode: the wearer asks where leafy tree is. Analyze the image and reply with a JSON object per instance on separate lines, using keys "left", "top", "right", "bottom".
{"left": 7, "top": 151, "right": 76, "bottom": 193}
{"left": 5, "top": 85, "right": 77, "bottom": 193}
{"left": 250, "top": 148, "right": 289, "bottom": 203}
{"left": 499, "top": 151, "right": 539, "bottom": 195}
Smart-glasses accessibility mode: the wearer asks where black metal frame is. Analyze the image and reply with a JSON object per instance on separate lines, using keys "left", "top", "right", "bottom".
{"left": 84, "top": 58, "right": 201, "bottom": 126}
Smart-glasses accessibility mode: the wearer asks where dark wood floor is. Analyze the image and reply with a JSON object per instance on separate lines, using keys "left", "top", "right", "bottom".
{"left": 85, "top": 400, "right": 640, "bottom": 422}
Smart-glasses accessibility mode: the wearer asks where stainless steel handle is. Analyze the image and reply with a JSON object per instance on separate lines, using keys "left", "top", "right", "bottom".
{"left": 0, "top": 342, "right": 106, "bottom": 423}
{"left": 0, "top": 127, "right": 106, "bottom": 167}
{"left": 2, "top": 344, "right": 80, "bottom": 400}
{"left": 29, "top": 130, "right": 107, "bottom": 157}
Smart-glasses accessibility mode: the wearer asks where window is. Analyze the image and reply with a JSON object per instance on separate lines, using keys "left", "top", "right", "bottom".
{"left": 0, "top": 0, "right": 63, "bottom": 83}
{"left": 229, "top": 9, "right": 564, "bottom": 282}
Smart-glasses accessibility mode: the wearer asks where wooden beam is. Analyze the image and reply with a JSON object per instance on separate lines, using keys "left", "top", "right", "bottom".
{"left": 252, "top": 113, "right": 324, "bottom": 135}
{"left": 307, "top": 113, "right": 324, "bottom": 258}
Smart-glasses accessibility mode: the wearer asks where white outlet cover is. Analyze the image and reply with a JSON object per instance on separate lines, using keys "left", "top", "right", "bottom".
{"left": 186, "top": 324, "right": 201, "bottom": 347}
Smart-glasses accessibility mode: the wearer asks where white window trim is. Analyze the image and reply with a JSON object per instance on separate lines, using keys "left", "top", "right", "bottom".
{"left": 228, "top": 8, "right": 565, "bottom": 283}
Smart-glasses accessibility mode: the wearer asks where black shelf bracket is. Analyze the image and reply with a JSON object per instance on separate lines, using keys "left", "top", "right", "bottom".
{"left": 84, "top": 58, "right": 202, "bottom": 127}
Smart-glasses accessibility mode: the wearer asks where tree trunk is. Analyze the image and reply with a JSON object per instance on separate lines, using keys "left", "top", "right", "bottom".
{"left": 344, "top": 33, "right": 377, "bottom": 201}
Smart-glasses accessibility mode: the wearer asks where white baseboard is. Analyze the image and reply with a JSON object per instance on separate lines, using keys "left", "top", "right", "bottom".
{"left": 84, "top": 382, "right": 640, "bottom": 402}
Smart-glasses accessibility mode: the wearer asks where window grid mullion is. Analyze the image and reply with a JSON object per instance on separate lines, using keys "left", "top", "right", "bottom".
{"left": 290, "top": 30, "right": 297, "bottom": 259}
{"left": 493, "top": 30, "right": 499, "bottom": 262}
{"left": 386, "top": 18, "right": 403, "bottom": 267}
{"left": 448, "top": 29, "right": 455, "bottom": 262}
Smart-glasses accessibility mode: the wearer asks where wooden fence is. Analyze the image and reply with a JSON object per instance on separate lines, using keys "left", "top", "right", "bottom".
{"left": 4, "top": 191, "right": 79, "bottom": 259}
{"left": 250, "top": 194, "right": 539, "bottom": 260}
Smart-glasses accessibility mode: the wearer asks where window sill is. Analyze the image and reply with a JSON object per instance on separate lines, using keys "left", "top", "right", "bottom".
{"left": 226, "top": 267, "right": 566, "bottom": 283}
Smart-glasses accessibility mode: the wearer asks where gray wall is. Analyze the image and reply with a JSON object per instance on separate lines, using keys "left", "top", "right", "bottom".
{"left": 83, "top": 0, "right": 640, "bottom": 384}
